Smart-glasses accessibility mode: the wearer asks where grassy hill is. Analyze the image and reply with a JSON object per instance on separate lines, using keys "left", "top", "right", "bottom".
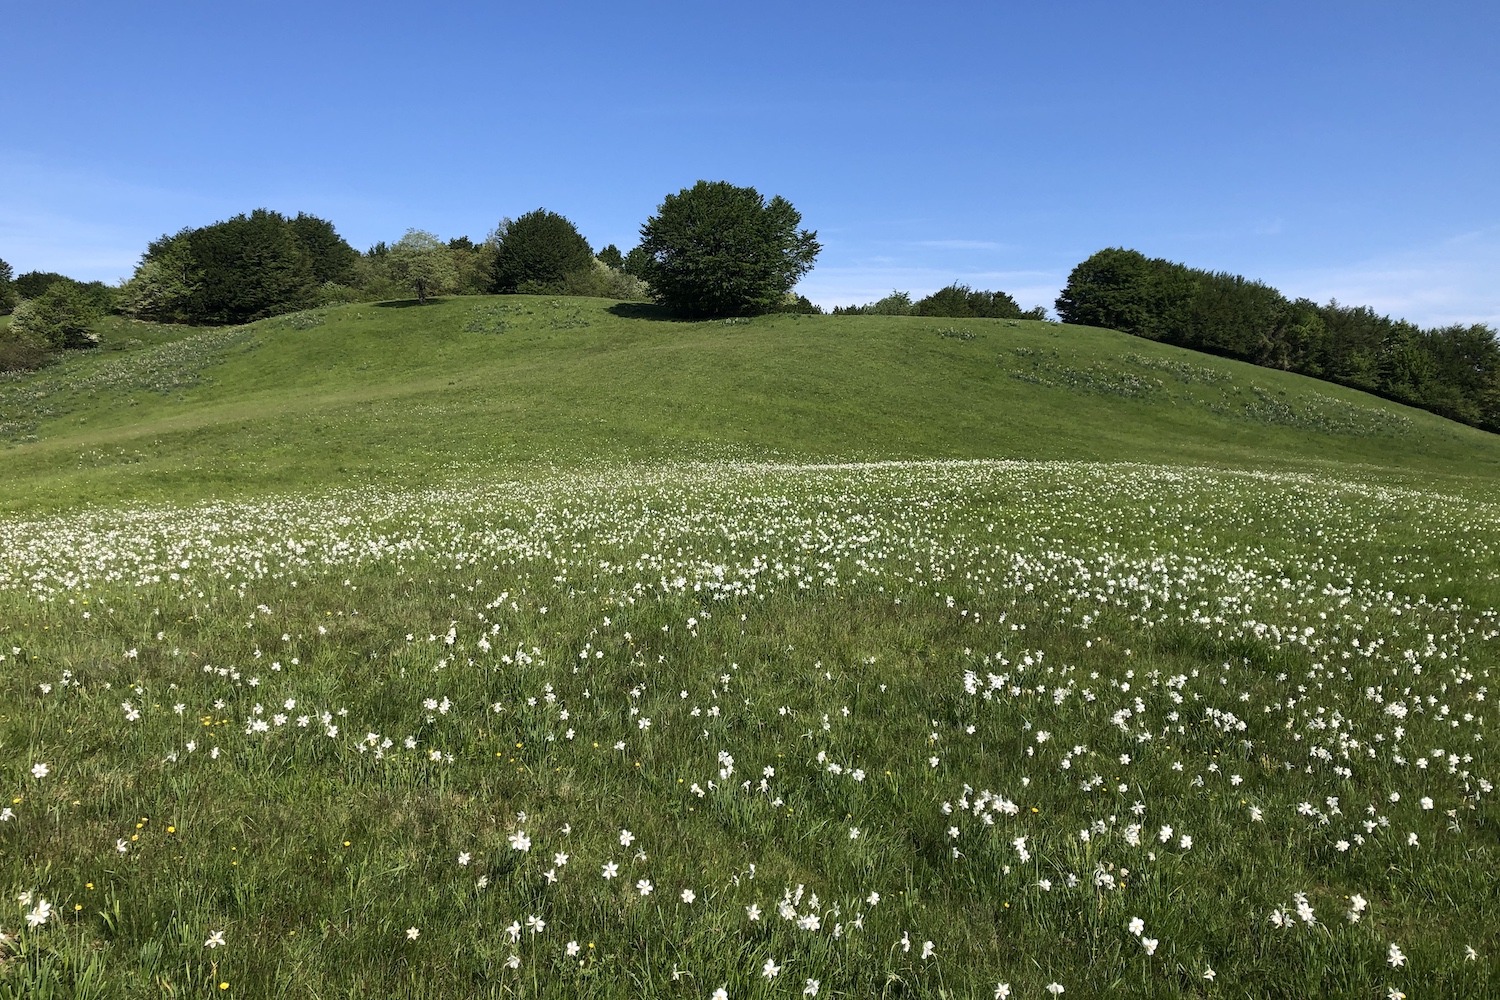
{"left": 1, "top": 294, "right": 1497, "bottom": 513}
{"left": 2, "top": 298, "right": 1497, "bottom": 999}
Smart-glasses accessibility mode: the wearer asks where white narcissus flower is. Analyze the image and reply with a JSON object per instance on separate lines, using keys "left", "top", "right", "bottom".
{"left": 205, "top": 930, "right": 226, "bottom": 949}
{"left": 405, "top": 927, "right": 419, "bottom": 941}
{"left": 30, "top": 763, "right": 49, "bottom": 780}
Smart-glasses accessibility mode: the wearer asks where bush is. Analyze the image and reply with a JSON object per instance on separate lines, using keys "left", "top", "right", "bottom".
{"left": 557, "top": 259, "right": 650, "bottom": 301}
{"left": 492, "top": 210, "right": 595, "bottom": 293}
{"left": 9, "top": 282, "right": 101, "bottom": 350}
{"left": 913, "top": 283, "right": 1026, "bottom": 320}
{"left": 634, "top": 180, "right": 821, "bottom": 317}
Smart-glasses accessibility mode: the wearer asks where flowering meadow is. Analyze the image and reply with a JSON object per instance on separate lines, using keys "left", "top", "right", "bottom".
{"left": 0, "top": 459, "right": 1495, "bottom": 998}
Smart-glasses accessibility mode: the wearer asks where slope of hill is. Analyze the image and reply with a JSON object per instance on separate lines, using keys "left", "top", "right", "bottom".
{"left": 0, "top": 295, "right": 1496, "bottom": 513}
{"left": 4, "top": 297, "right": 1498, "bottom": 998}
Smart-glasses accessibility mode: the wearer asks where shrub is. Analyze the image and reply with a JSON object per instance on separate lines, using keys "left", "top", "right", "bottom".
{"left": 634, "top": 180, "right": 821, "bottom": 318}
{"left": 913, "top": 283, "right": 1026, "bottom": 320}
{"left": 492, "top": 210, "right": 595, "bottom": 293}
{"left": 9, "top": 282, "right": 101, "bottom": 350}
{"left": 557, "top": 259, "right": 650, "bottom": 301}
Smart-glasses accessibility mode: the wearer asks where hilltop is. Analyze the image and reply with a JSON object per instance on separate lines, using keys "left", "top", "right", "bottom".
{"left": 1, "top": 295, "right": 1496, "bottom": 514}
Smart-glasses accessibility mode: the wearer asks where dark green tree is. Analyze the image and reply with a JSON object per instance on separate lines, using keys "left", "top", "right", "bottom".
{"left": 14, "top": 271, "right": 71, "bottom": 301}
{"left": 0, "top": 257, "right": 14, "bottom": 312}
{"left": 634, "top": 181, "right": 821, "bottom": 317}
{"left": 288, "top": 212, "right": 360, "bottom": 285}
{"left": 914, "top": 284, "right": 1025, "bottom": 319}
{"left": 491, "top": 210, "right": 595, "bottom": 293}
{"left": 597, "top": 244, "right": 624, "bottom": 270}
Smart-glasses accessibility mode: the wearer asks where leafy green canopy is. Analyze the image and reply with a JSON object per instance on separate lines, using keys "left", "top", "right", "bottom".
{"left": 635, "top": 180, "right": 821, "bottom": 317}
{"left": 7, "top": 280, "right": 101, "bottom": 350}
{"left": 491, "top": 209, "right": 594, "bottom": 293}
{"left": 1055, "top": 248, "right": 1500, "bottom": 433}
{"left": 123, "top": 210, "right": 359, "bottom": 325}
{"left": 0, "top": 257, "right": 14, "bottom": 313}
{"left": 834, "top": 285, "right": 1046, "bottom": 320}
{"left": 388, "top": 230, "right": 458, "bottom": 304}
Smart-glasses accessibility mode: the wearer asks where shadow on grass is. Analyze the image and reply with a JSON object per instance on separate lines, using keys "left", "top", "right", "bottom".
{"left": 605, "top": 302, "right": 693, "bottom": 322}
{"left": 373, "top": 298, "right": 449, "bottom": 309}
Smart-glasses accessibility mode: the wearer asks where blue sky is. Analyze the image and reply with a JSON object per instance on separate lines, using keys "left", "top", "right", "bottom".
{"left": 3, "top": 1, "right": 1497, "bottom": 325}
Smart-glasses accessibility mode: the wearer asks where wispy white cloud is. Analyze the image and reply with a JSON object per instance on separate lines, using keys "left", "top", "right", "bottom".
{"left": 1266, "top": 228, "right": 1500, "bottom": 329}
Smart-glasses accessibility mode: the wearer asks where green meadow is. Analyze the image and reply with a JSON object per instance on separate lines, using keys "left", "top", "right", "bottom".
{"left": 1, "top": 298, "right": 1497, "bottom": 998}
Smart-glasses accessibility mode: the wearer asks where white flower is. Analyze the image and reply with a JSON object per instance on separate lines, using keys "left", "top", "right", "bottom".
{"left": 803, "top": 980, "right": 821, "bottom": 997}
{"left": 457, "top": 852, "right": 471, "bottom": 866}
{"left": 746, "top": 903, "right": 761, "bottom": 921}
{"left": 566, "top": 940, "right": 580, "bottom": 956}
{"left": 508, "top": 831, "right": 531, "bottom": 852}
{"left": 761, "top": 957, "right": 781, "bottom": 979}
{"left": 994, "top": 985, "right": 1011, "bottom": 999}
{"left": 525, "top": 915, "right": 545, "bottom": 935}
{"left": 26, "top": 899, "right": 53, "bottom": 928}
{"left": 405, "top": 927, "right": 419, "bottom": 940}
{"left": 1142, "top": 937, "right": 1159, "bottom": 956}
{"left": 205, "top": 930, "right": 226, "bottom": 949}
{"left": 1203, "top": 968, "right": 1216, "bottom": 981}
{"left": 712, "top": 989, "right": 729, "bottom": 1000}
{"left": 1046, "top": 984, "right": 1065, "bottom": 996}
{"left": 30, "top": 763, "right": 49, "bottom": 780}
{"left": 505, "top": 954, "right": 520, "bottom": 969}
{"left": 681, "top": 889, "right": 696, "bottom": 903}
{"left": 1388, "top": 942, "right": 1406, "bottom": 968}
{"left": 636, "top": 879, "right": 653, "bottom": 896}
{"left": 619, "top": 829, "right": 635, "bottom": 847}
{"left": 602, "top": 861, "right": 619, "bottom": 879}
{"left": 920, "top": 940, "right": 935, "bottom": 959}
{"left": 1128, "top": 917, "right": 1145, "bottom": 936}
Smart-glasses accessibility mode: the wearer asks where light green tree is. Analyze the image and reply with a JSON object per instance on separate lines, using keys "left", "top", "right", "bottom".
{"left": 388, "top": 230, "right": 458, "bottom": 304}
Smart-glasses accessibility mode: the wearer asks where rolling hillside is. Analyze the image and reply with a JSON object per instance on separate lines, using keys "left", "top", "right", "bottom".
{"left": 1, "top": 294, "right": 1497, "bottom": 514}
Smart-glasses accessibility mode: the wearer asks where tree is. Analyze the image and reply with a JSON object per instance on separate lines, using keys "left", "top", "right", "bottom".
{"left": 9, "top": 280, "right": 100, "bottom": 349}
{"left": 388, "top": 230, "right": 458, "bottom": 304}
{"left": 0, "top": 257, "right": 14, "bottom": 313}
{"left": 597, "top": 244, "right": 624, "bottom": 270}
{"left": 491, "top": 210, "right": 594, "bottom": 293}
{"left": 914, "top": 284, "right": 1025, "bottom": 319}
{"left": 288, "top": 212, "right": 360, "bottom": 285}
{"left": 634, "top": 181, "right": 821, "bottom": 317}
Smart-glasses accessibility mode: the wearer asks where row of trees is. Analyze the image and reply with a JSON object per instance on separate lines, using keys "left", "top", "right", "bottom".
{"left": 833, "top": 285, "right": 1048, "bottom": 320}
{"left": 1056, "top": 248, "right": 1500, "bottom": 432}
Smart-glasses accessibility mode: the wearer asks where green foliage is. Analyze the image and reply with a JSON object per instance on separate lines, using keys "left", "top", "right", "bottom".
{"left": 1056, "top": 248, "right": 1500, "bottom": 432}
{"left": 833, "top": 290, "right": 915, "bottom": 316}
{"left": 635, "top": 180, "right": 821, "bottom": 317}
{"left": 492, "top": 209, "right": 595, "bottom": 293}
{"left": 596, "top": 243, "right": 624, "bottom": 269}
{"left": 288, "top": 212, "right": 360, "bottom": 285}
{"left": 122, "top": 209, "right": 359, "bottom": 325}
{"left": 8, "top": 280, "right": 101, "bottom": 350}
{"left": 448, "top": 235, "right": 498, "bottom": 295}
{"left": 914, "top": 283, "right": 1026, "bottom": 319}
{"left": 557, "top": 258, "right": 650, "bottom": 301}
{"left": 0, "top": 257, "right": 14, "bottom": 313}
{"left": 388, "top": 229, "right": 458, "bottom": 304}
{"left": 12, "top": 271, "right": 71, "bottom": 301}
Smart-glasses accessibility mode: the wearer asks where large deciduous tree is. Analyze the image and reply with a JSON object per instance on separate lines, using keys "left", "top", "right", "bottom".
{"left": 634, "top": 181, "right": 821, "bottom": 317}
{"left": 388, "top": 230, "right": 458, "bottom": 304}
